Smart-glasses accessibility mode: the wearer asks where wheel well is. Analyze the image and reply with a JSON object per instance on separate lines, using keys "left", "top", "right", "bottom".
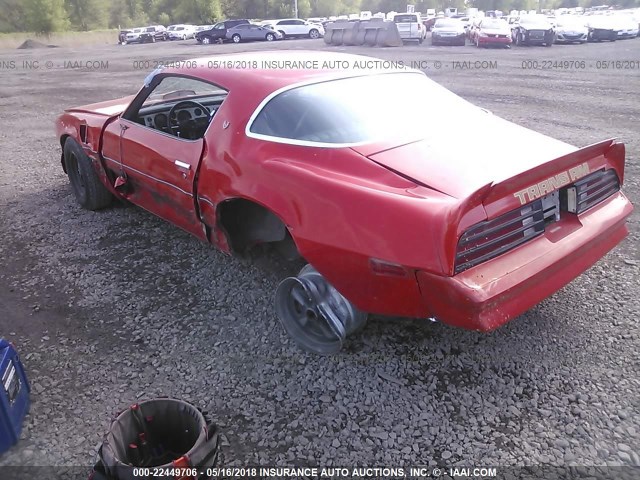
{"left": 217, "top": 199, "right": 300, "bottom": 258}
{"left": 60, "top": 134, "right": 70, "bottom": 172}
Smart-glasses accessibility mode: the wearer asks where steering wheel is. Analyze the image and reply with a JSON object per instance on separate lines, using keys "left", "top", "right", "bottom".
{"left": 168, "top": 100, "right": 209, "bottom": 136}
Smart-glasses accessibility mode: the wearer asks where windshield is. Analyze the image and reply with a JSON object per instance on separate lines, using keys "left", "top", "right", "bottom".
{"left": 556, "top": 18, "right": 586, "bottom": 27}
{"left": 434, "top": 20, "right": 459, "bottom": 28}
{"left": 520, "top": 16, "right": 550, "bottom": 26}
{"left": 249, "top": 73, "right": 473, "bottom": 146}
{"left": 482, "top": 20, "right": 506, "bottom": 29}
{"left": 394, "top": 15, "right": 419, "bottom": 22}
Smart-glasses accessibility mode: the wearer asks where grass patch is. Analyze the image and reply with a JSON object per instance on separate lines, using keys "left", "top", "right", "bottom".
{"left": 0, "top": 30, "right": 119, "bottom": 49}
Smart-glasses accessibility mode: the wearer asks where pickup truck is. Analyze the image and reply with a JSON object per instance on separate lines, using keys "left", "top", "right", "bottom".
{"left": 393, "top": 13, "right": 426, "bottom": 43}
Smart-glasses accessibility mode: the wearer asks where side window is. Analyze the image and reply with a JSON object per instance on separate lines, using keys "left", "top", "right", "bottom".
{"left": 126, "top": 76, "right": 228, "bottom": 140}
{"left": 293, "top": 20, "right": 305, "bottom": 25}
{"left": 214, "top": 23, "right": 224, "bottom": 29}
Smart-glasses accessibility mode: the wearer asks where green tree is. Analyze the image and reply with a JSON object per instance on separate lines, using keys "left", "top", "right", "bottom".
{"left": 65, "top": 0, "right": 108, "bottom": 30}
{"left": 23, "top": 0, "right": 69, "bottom": 34}
{"left": 0, "top": 0, "right": 28, "bottom": 32}
{"left": 298, "top": 0, "right": 312, "bottom": 16}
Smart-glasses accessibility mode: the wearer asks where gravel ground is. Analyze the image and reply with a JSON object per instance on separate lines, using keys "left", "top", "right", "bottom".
{"left": 0, "top": 36, "right": 638, "bottom": 477}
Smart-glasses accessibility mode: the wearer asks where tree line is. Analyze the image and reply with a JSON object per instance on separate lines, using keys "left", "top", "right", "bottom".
{"left": 0, "top": 0, "right": 638, "bottom": 34}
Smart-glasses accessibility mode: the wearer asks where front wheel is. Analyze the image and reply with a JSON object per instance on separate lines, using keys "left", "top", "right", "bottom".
{"left": 63, "top": 138, "right": 112, "bottom": 210}
{"left": 202, "top": 36, "right": 211, "bottom": 44}
{"left": 232, "top": 34, "right": 241, "bottom": 43}
{"left": 309, "top": 29, "right": 320, "bottom": 39}
{"left": 266, "top": 33, "right": 275, "bottom": 41}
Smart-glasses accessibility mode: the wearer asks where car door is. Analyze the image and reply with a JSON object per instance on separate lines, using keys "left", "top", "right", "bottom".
{"left": 277, "top": 20, "right": 292, "bottom": 36}
{"left": 101, "top": 75, "right": 226, "bottom": 239}
{"left": 291, "top": 19, "right": 307, "bottom": 36}
{"left": 247, "top": 24, "right": 263, "bottom": 40}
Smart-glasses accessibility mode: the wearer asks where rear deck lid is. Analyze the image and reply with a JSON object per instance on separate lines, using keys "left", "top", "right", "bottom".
{"left": 354, "top": 112, "right": 576, "bottom": 199}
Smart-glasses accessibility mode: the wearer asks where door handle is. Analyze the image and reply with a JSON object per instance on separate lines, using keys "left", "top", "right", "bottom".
{"left": 174, "top": 160, "right": 191, "bottom": 170}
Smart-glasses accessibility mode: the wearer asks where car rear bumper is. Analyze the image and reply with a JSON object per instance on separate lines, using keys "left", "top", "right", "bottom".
{"left": 416, "top": 192, "right": 633, "bottom": 331}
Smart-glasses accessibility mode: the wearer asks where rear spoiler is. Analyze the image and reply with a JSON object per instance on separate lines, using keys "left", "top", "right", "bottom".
{"left": 483, "top": 138, "right": 623, "bottom": 206}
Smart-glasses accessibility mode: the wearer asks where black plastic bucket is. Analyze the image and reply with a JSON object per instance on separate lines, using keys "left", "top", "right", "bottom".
{"left": 91, "top": 398, "right": 219, "bottom": 480}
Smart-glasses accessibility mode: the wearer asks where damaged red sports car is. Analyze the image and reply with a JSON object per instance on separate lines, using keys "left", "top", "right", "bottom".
{"left": 55, "top": 52, "right": 633, "bottom": 354}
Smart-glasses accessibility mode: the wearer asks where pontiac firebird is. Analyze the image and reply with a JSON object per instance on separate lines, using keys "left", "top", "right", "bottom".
{"left": 55, "top": 51, "right": 633, "bottom": 354}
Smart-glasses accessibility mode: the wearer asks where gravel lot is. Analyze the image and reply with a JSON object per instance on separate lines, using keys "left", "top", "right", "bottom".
{"left": 0, "top": 36, "right": 638, "bottom": 477}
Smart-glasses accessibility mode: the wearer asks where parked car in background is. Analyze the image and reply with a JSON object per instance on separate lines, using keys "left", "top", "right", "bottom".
{"left": 511, "top": 15, "right": 555, "bottom": 46}
{"left": 554, "top": 16, "right": 588, "bottom": 44}
{"left": 164, "top": 25, "right": 181, "bottom": 40}
{"left": 196, "top": 19, "right": 251, "bottom": 44}
{"left": 610, "top": 15, "right": 639, "bottom": 39}
{"left": 472, "top": 18, "right": 512, "bottom": 48}
{"left": 138, "top": 25, "right": 167, "bottom": 43}
{"left": 124, "top": 27, "right": 145, "bottom": 44}
{"left": 586, "top": 17, "right": 618, "bottom": 42}
{"left": 393, "top": 13, "right": 426, "bottom": 43}
{"left": 262, "top": 19, "right": 324, "bottom": 39}
{"left": 167, "top": 24, "right": 196, "bottom": 40}
{"left": 226, "top": 24, "right": 283, "bottom": 43}
{"left": 118, "top": 30, "right": 131, "bottom": 44}
{"left": 431, "top": 18, "right": 466, "bottom": 45}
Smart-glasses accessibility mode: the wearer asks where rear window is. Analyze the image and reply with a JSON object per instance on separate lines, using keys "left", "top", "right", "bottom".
{"left": 248, "top": 73, "right": 472, "bottom": 146}
{"left": 394, "top": 15, "right": 419, "bottom": 23}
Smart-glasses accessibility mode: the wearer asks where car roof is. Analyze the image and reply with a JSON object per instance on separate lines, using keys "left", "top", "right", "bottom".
{"left": 159, "top": 51, "right": 413, "bottom": 95}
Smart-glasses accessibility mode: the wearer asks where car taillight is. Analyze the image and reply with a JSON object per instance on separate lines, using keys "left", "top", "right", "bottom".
{"left": 563, "top": 169, "right": 620, "bottom": 214}
{"left": 455, "top": 200, "right": 546, "bottom": 274}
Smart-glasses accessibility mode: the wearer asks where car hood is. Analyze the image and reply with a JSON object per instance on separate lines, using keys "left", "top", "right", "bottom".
{"left": 65, "top": 95, "right": 135, "bottom": 116}
{"left": 433, "top": 27, "right": 464, "bottom": 33}
{"left": 352, "top": 112, "right": 576, "bottom": 199}
{"left": 557, "top": 24, "right": 587, "bottom": 32}
{"left": 481, "top": 27, "right": 510, "bottom": 34}
{"left": 520, "top": 23, "right": 552, "bottom": 30}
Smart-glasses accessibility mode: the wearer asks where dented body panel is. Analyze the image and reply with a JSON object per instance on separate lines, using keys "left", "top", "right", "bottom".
{"left": 55, "top": 51, "right": 633, "bottom": 331}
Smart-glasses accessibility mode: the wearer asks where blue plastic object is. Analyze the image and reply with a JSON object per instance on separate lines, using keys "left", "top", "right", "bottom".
{"left": 0, "top": 339, "right": 30, "bottom": 454}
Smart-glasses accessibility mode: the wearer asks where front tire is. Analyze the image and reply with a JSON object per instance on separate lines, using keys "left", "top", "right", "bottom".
{"left": 232, "top": 34, "right": 241, "bottom": 43}
{"left": 63, "top": 138, "right": 112, "bottom": 210}
{"left": 202, "top": 36, "right": 211, "bottom": 44}
{"left": 266, "top": 33, "right": 275, "bottom": 41}
{"left": 309, "top": 29, "right": 320, "bottom": 39}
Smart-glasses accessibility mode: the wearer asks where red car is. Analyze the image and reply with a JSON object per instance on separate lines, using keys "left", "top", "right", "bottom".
{"left": 55, "top": 52, "right": 633, "bottom": 354}
{"left": 472, "top": 18, "right": 513, "bottom": 47}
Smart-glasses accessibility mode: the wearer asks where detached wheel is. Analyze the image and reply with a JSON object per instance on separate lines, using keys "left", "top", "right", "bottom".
{"left": 275, "top": 265, "right": 367, "bottom": 355}
{"left": 266, "top": 33, "right": 275, "bottom": 41}
{"left": 232, "top": 34, "right": 241, "bottom": 43}
{"left": 63, "top": 138, "right": 112, "bottom": 210}
{"left": 309, "top": 29, "right": 320, "bottom": 39}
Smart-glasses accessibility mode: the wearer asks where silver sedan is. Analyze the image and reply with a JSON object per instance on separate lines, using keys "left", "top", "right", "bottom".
{"left": 226, "top": 24, "right": 283, "bottom": 43}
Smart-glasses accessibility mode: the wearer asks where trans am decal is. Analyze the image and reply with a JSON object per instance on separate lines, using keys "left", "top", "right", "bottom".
{"left": 513, "top": 163, "right": 590, "bottom": 205}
